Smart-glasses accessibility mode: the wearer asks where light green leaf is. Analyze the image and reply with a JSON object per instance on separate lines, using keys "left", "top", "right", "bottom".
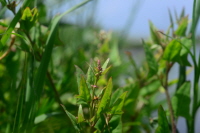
{"left": 101, "top": 65, "right": 111, "bottom": 75}
{"left": 172, "top": 81, "right": 191, "bottom": 119}
{"left": 149, "top": 21, "right": 161, "bottom": 45}
{"left": 78, "top": 105, "right": 84, "bottom": 123}
{"left": 102, "top": 58, "right": 110, "bottom": 71}
{"left": 155, "top": 106, "right": 170, "bottom": 133}
{"left": 175, "top": 16, "right": 188, "bottom": 36}
{"left": 177, "top": 38, "right": 192, "bottom": 66}
{"left": 109, "top": 92, "right": 127, "bottom": 115}
{"left": 96, "top": 78, "right": 113, "bottom": 117}
{"left": 143, "top": 40, "right": 158, "bottom": 77}
{"left": 162, "top": 40, "right": 182, "bottom": 62}
{"left": 21, "top": 7, "right": 32, "bottom": 20}
{"left": 60, "top": 104, "right": 80, "bottom": 132}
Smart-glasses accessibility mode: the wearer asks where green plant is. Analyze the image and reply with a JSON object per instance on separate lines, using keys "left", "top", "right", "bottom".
{"left": 61, "top": 59, "right": 127, "bottom": 133}
{"left": 124, "top": 1, "right": 200, "bottom": 132}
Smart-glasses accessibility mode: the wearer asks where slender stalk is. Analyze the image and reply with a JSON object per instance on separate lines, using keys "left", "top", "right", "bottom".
{"left": 0, "top": 35, "right": 15, "bottom": 60}
{"left": 163, "top": 62, "right": 176, "bottom": 133}
{"left": 190, "top": 0, "right": 199, "bottom": 132}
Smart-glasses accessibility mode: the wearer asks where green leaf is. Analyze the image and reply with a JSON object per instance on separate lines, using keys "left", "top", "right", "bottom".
{"left": 109, "top": 92, "right": 127, "bottom": 115}
{"left": 0, "top": 0, "right": 33, "bottom": 49}
{"left": 75, "top": 65, "right": 85, "bottom": 92}
{"left": 76, "top": 76, "right": 91, "bottom": 104}
{"left": 60, "top": 104, "right": 80, "bottom": 132}
{"left": 177, "top": 38, "right": 192, "bottom": 66}
{"left": 78, "top": 105, "right": 85, "bottom": 123}
{"left": 86, "top": 66, "right": 95, "bottom": 90}
{"left": 102, "top": 58, "right": 110, "bottom": 71}
{"left": 110, "top": 88, "right": 124, "bottom": 107}
{"left": 11, "top": 33, "right": 27, "bottom": 40}
{"left": 143, "top": 40, "right": 158, "bottom": 77}
{"left": 21, "top": 7, "right": 33, "bottom": 20}
{"left": 172, "top": 81, "right": 191, "bottom": 119}
{"left": 149, "top": 21, "right": 161, "bottom": 44}
{"left": 20, "top": 7, "right": 39, "bottom": 31}
{"left": 175, "top": 16, "right": 188, "bottom": 36}
{"left": 162, "top": 40, "right": 182, "bottom": 62}
{"left": 155, "top": 106, "right": 170, "bottom": 133}
{"left": 101, "top": 65, "right": 111, "bottom": 75}
{"left": 106, "top": 115, "right": 122, "bottom": 133}
{"left": 96, "top": 78, "right": 113, "bottom": 118}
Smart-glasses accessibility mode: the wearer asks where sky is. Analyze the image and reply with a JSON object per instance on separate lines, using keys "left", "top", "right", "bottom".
{"left": 93, "top": 0, "right": 197, "bottom": 39}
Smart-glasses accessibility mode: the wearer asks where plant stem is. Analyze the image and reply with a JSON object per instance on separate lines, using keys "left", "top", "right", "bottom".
{"left": 190, "top": 0, "right": 199, "bottom": 132}
{"left": 0, "top": 35, "right": 15, "bottom": 60}
{"left": 163, "top": 62, "right": 176, "bottom": 133}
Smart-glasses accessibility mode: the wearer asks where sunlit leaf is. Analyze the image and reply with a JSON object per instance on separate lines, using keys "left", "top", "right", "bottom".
{"left": 78, "top": 105, "right": 84, "bottom": 123}
{"left": 149, "top": 21, "right": 161, "bottom": 45}
{"left": 101, "top": 65, "right": 111, "bottom": 75}
{"left": 96, "top": 78, "right": 113, "bottom": 117}
{"left": 175, "top": 16, "right": 188, "bottom": 36}
{"left": 102, "top": 58, "right": 110, "bottom": 71}
{"left": 162, "top": 40, "right": 182, "bottom": 62}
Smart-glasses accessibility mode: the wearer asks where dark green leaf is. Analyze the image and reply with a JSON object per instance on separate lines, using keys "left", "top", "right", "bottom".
{"left": 109, "top": 92, "right": 127, "bottom": 115}
{"left": 106, "top": 115, "right": 122, "bottom": 133}
{"left": 60, "top": 104, "right": 80, "bottom": 132}
{"left": 172, "top": 81, "right": 191, "bottom": 119}
{"left": 155, "top": 105, "right": 170, "bottom": 133}
{"left": 110, "top": 88, "right": 124, "bottom": 107}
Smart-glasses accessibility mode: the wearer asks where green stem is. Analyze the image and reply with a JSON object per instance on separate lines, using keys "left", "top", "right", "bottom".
{"left": 190, "top": 0, "right": 199, "bottom": 132}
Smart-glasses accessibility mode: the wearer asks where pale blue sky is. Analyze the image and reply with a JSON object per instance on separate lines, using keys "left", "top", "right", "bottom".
{"left": 57, "top": 1, "right": 199, "bottom": 39}
{"left": 93, "top": 0, "right": 196, "bottom": 38}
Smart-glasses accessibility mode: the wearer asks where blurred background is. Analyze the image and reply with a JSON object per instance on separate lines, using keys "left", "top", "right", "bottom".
{"left": 1, "top": 0, "right": 200, "bottom": 133}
